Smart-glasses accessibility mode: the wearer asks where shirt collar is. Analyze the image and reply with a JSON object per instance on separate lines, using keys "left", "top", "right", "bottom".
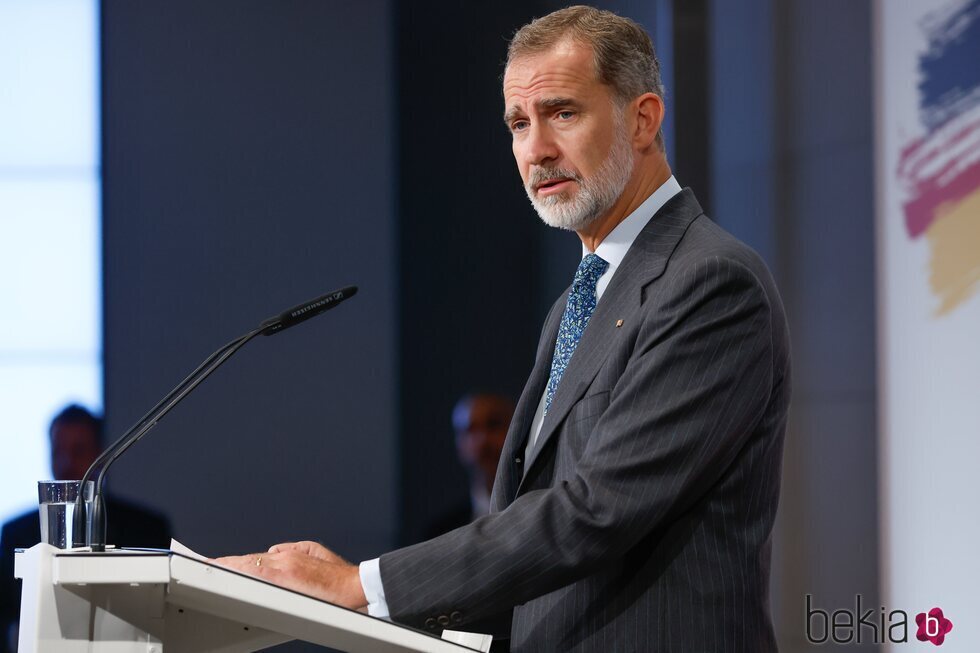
{"left": 584, "top": 175, "right": 682, "bottom": 269}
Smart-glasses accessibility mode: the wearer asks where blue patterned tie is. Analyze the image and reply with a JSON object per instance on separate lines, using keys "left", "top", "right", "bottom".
{"left": 545, "top": 253, "right": 609, "bottom": 413}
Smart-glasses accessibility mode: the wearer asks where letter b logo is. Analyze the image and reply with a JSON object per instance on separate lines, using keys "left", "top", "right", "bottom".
{"left": 915, "top": 607, "right": 953, "bottom": 646}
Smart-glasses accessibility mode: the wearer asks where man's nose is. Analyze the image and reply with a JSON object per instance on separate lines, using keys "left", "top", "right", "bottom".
{"left": 469, "top": 429, "right": 488, "bottom": 445}
{"left": 523, "top": 122, "right": 560, "bottom": 167}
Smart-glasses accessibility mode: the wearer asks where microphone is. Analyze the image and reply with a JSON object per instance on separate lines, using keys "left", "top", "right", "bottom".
{"left": 260, "top": 285, "right": 358, "bottom": 335}
{"left": 72, "top": 285, "right": 358, "bottom": 550}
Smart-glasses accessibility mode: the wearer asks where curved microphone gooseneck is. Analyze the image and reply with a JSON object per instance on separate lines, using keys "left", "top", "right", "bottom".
{"left": 73, "top": 285, "right": 358, "bottom": 550}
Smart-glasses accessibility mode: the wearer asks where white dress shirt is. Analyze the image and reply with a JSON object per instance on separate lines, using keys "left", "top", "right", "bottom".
{"left": 360, "top": 175, "right": 682, "bottom": 619}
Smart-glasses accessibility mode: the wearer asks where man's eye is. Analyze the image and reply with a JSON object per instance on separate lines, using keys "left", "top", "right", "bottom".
{"left": 557, "top": 110, "right": 575, "bottom": 120}
{"left": 511, "top": 120, "right": 529, "bottom": 132}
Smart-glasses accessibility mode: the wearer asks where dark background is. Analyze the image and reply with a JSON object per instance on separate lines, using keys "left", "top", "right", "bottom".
{"left": 101, "top": 1, "right": 877, "bottom": 650}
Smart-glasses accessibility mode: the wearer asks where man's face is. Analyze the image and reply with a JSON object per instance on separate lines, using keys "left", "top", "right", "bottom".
{"left": 50, "top": 421, "right": 101, "bottom": 481}
{"left": 504, "top": 40, "right": 634, "bottom": 231}
{"left": 454, "top": 396, "right": 513, "bottom": 489}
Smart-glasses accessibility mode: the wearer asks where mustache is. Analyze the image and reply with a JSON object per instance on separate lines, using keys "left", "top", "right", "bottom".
{"left": 528, "top": 167, "right": 581, "bottom": 189}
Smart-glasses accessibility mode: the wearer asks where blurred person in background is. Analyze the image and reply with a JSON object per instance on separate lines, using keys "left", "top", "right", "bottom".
{"left": 0, "top": 404, "right": 172, "bottom": 652}
{"left": 424, "top": 393, "right": 515, "bottom": 539}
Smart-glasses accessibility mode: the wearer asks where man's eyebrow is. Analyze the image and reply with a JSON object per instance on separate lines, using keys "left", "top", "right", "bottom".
{"left": 503, "top": 105, "right": 525, "bottom": 125}
{"left": 504, "top": 97, "right": 581, "bottom": 126}
{"left": 537, "top": 96, "right": 579, "bottom": 110}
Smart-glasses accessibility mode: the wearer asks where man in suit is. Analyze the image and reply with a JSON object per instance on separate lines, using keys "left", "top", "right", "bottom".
{"left": 424, "top": 393, "right": 516, "bottom": 541}
{"left": 218, "top": 6, "right": 790, "bottom": 651}
{"left": 0, "top": 405, "right": 171, "bottom": 653}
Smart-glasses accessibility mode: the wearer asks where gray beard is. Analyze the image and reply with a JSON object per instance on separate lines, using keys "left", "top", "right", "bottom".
{"left": 525, "top": 119, "right": 635, "bottom": 232}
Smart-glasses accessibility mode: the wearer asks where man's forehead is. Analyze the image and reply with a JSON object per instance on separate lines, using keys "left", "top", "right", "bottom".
{"left": 503, "top": 39, "right": 597, "bottom": 103}
{"left": 51, "top": 421, "right": 97, "bottom": 440}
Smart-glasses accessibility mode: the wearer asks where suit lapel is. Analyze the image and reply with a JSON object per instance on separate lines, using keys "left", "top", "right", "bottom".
{"left": 517, "top": 189, "right": 704, "bottom": 492}
{"left": 492, "top": 292, "right": 567, "bottom": 510}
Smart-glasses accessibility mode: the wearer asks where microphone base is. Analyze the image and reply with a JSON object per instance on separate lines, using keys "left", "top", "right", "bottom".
{"left": 88, "top": 493, "right": 108, "bottom": 552}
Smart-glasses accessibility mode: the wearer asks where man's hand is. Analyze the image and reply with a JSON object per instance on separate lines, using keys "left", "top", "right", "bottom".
{"left": 214, "top": 541, "right": 367, "bottom": 610}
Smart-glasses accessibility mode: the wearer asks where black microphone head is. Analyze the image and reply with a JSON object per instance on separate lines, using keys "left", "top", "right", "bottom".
{"left": 260, "top": 285, "right": 358, "bottom": 335}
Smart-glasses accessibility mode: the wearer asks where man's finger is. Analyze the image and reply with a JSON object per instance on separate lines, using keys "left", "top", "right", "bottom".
{"left": 213, "top": 554, "right": 253, "bottom": 570}
{"left": 309, "top": 542, "right": 349, "bottom": 564}
{"left": 214, "top": 553, "right": 278, "bottom": 575}
{"left": 268, "top": 542, "right": 301, "bottom": 554}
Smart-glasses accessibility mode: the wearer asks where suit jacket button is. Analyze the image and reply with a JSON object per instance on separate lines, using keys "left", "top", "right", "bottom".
{"left": 424, "top": 618, "right": 437, "bottom": 630}
{"left": 438, "top": 614, "right": 450, "bottom": 626}
{"left": 450, "top": 611, "right": 463, "bottom": 624}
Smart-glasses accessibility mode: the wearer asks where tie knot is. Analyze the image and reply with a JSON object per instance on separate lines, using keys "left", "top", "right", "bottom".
{"left": 573, "top": 253, "right": 609, "bottom": 290}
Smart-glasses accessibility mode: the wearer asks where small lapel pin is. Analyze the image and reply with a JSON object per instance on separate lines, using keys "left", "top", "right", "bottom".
{"left": 615, "top": 319, "right": 624, "bottom": 328}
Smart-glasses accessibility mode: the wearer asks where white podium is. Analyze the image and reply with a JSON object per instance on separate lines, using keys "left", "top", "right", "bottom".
{"left": 14, "top": 544, "right": 475, "bottom": 653}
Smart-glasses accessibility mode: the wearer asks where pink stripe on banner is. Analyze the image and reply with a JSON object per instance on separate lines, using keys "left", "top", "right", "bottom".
{"left": 898, "top": 109, "right": 980, "bottom": 238}
{"left": 903, "top": 158, "right": 980, "bottom": 237}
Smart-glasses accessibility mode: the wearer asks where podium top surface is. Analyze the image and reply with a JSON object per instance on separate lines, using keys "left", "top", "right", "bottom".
{"left": 15, "top": 546, "right": 477, "bottom": 653}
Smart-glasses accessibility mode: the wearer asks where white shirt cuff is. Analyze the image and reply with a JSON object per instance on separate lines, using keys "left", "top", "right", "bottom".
{"left": 358, "top": 557, "right": 390, "bottom": 619}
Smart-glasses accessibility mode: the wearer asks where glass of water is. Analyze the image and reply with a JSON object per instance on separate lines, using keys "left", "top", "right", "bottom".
{"left": 37, "top": 480, "right": 94, "bottom": 548}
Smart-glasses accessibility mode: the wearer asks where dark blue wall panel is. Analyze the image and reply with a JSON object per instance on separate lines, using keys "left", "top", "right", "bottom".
{"left": 102, "top": 0, "right": 397, "bottom": 564}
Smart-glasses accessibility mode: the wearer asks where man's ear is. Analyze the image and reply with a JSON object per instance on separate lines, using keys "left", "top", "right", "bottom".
{"left": 632, "top": 92, "right": 664, "bottom": 150}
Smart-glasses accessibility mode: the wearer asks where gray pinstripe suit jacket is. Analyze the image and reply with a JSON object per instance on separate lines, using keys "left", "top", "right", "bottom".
{"left": 381, "top": 189, "right": 791, "bottom": 652}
